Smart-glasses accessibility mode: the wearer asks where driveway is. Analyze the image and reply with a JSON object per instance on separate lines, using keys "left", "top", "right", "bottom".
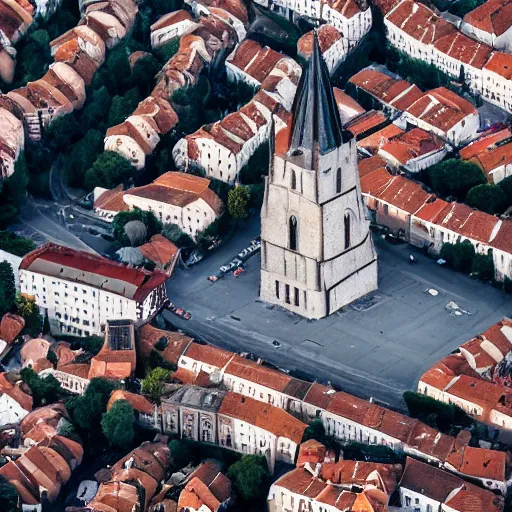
{"left": 163, "top": 218, "right": 511, "bottom": 410}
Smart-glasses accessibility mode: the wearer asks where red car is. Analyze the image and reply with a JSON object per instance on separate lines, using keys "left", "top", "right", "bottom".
{"left": 233, "top": 266, "right": 245, "bottom": 278}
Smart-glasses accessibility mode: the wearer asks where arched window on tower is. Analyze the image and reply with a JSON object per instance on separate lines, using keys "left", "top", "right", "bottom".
{"left": 289, "top": 216, "right": 298, "bottom": 251}
{"left": 344, "top": 213, "right": 351, "bottom": 249}
{"left": 291, "top": 170, "right": 297, "bottom": 190}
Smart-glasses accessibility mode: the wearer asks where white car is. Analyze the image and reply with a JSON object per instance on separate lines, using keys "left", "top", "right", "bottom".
{"left": 220, "top": 258, "right": 242, "bottom": 273}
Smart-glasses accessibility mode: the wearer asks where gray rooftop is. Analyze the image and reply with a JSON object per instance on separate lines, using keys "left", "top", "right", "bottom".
{"left": 163, "top": 385, "right": 227, "bottom": 412}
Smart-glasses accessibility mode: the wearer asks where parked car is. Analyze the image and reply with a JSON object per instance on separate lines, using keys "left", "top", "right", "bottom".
{"left": 208, "top": 275, "right": 219, "bottom": 282}
{"left": 233, "top": 266, "right": 245, "bottom": 278}
{"left": 220, "top": 258, "right": 242, "bottom": 273}
{"left": 186, "top": 250, "right": 204, "bottom": 266}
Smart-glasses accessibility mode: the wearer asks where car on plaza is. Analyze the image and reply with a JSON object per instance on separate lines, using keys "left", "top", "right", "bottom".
{"left": 208, "top": 275, "right": 219, "bottom": 282}
{"left": 220, "top": 258, "right": 242, "bottom": 273}
{"left": 233, "top": 266, "right": 245, "bottom": 278}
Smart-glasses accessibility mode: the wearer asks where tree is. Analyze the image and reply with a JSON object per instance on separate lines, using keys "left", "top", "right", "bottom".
{"left": 101, "top": 399, "right": 135, "bottom": 448}
{"left": 0, "top": 262, "right": 16, "bottom": 316}
{"left": 440, "top": 240, "right": 475, "bottom": 273}
{"left": 404, "top": 391, "right": 473, "bottom": 433}
{"left": 56, "top": 417, "right": 82, "bottom": 444}
{"left": 162, "top": 223, "right": 195, "bottom": 250}
{"left": 7, "top": 155, "right": 29, "bottom": 208}
{"left": 80, "top": 86, "right": 112, "bottom": 133}
{"left": 169, "top": 439, "right": 194, "bottom": 469}
{"left": 20, "top": 367, "right": 64, "bottom": 407}
{"left": 498, "top": 175, "right": 512, "bottom": 206}
{"left": 141, "top": 367, "right": 171, "bottom": 403}
{"left": 472, "top": 252, "right": 495, "bottom": 281}
{"left": 302, "top": 419, "right": 327, "bottom": 443}
{"left": 112, "top": 208, "right": 162, "bottom": 246}
{"left": 67, "top": 377, "right": 119, "bottom": 431}
{"left": 448, "top": 0, "right": 485, "bottom": 17}
{"left": 228, "top": 186, "right": 250, "bottom": 220}
{"left": 131, "top": 56, "right": 161, "bottom": 96}
{"left": 227, "top": 455, "right": 270, "bottom": 502}
{"left": 343, "top": 442, "right": 400, "bottom": 463}
{"left": 0, "top": 231, "right": 35, "bottom": 256}
{"left": 427, "top": 160, "right": 487, "bottom": 199}
{"left": 466, "top": 184, "right": 508, "bottom": 214}
{"left": 107, "top": 88, "right": 142, "bottom": 127}
{"left": 64, "top": 129, "right": 104, "bottom": 188}
{"left": 45, "top": 113, "right": 81, "bottom": 150}
{"left": 0, "top": 475, "right": 19, "bottom": 512}
{"left": 12, "top": 295, "right": 43, "bottom": 337}
{"left": 84, "top": 151, "right": 136, "bottom": 191}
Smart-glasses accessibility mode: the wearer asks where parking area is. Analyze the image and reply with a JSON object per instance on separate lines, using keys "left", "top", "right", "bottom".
{"left": 164, "top": 220, "right": 511, "bottom": 408}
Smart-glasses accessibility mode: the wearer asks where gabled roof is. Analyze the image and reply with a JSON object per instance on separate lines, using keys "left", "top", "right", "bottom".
{"left": 182, "top": 342, "right": 233, "bottom": 369}
{"left": 463, "top": 0, "right": 512, "bottom": 36}
{"left": 137, "top": 324, "right": 192, "bottom": 366}
{"left": 459, "top": 128, "right": 512, "bottom": 160}
{"left": 484, "top": 51, "right": 512, "bottom": 79}
{"left": 379, "top": 128, "right": 445, "bottom": 164}
{"left": 490, "top": 220, "right": 512, "bottom": 253}
{"left": 434, "top": 32, "right": 492, "bottom": 70}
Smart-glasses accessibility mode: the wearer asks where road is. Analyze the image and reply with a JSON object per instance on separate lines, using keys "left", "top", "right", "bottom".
{"left": 162, "top": 217, "right": 511, "bottom": 411}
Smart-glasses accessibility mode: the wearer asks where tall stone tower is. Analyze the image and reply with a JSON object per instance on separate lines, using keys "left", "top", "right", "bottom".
{"left": 260, "top": 34, "right": 378, "bottom": 320}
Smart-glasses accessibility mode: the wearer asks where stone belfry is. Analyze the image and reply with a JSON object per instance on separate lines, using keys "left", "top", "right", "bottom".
{"left": 259, "top": 33, "right": 378, "bottom": 319}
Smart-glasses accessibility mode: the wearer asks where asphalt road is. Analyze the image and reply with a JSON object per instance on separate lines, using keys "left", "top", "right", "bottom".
{"left": 163, "top": 216, "right": 511, "bottom": 411}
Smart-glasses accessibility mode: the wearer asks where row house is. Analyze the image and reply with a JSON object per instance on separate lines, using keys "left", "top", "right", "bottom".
{"left": 160, "top": 385, "right": 306, "bottom": 473}
{"left": 184, "top": 0, "right": 249, "bottom": 36}
{"left": 253, "top": 0, "right": 372, "bottom": 53}
{"left": 395, "top": 87, "right": 480, "bottom": 147}
{"left": 348, "top": 67, "right": 423, "bottom": 118}
{"left": 358, "top": 157, "right": 512, "bottom": 281}
{"left": 107, "top": 389, "right": 160, "bottom": 430}
{"left": 39, "top": 364, "right": 90, "bottom": 395}
{"left": 19, "top": 243, "right": 168, "bottom": 336}
{"left": 94, "top": 172, "right": 224, "bottom": 239}
{"left": 419, "top": 318, "right": 512, "bottom": 435}
{"left": 358, "top": 124, "right": 404, "bottom": 156}
{"left": 297, "top": 25, "right": 348, "bottom": 74}
{"left": 376, "top": 0, "right": 512, "bottom": 113}
{"left": 461, "top": 0, "right": 512, "bottom": 53}
{"left": 460, "top": 127, "right": 512, "bottom": 184}
{"left": 152, "top": 327, "right": 510, "bottom": 491}
{"left": 0, "top": 372, "right": 33, "bottom": 426}
{"left": 150, "top": 9, "right": 196, "bottom": 48}
{"left": 397, "top": 457, "right": 503, "bottom": 512}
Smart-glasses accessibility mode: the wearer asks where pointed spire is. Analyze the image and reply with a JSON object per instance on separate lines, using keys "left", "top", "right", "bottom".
{"left": 289, "top": 31, "right": 344, "bottom": 162}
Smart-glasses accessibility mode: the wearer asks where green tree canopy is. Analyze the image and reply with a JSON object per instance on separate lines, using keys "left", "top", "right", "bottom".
{"left": 228, "top": 186, "right": 250, "bottom": 220}
{"left": 343, "top": 442, "right": 400, "bottom": 464}
{"left": 107, "top": 88, "right": 143, "bottom": 128}
{"left": 465, "top": 183, "right": 508, "bottom": 214}
{"left": 227, "top": 454, "right": 270, "bottom": 502}
{"left": 440, "top": 240, "right": 476, "bottom": 273}
{"left": 101, "top": 399, "right": 135, "bottom": 448}
{"left": 112, "top": 208, "right": 162, "bottom": 246}
{"left": 0, "top": 231, "right": 35, "bottom": 256}
{"left": 131, "top": 55, "right": 161, "bottom": 96}
{"left": 471, "top": 252, "right": 495, "bottom": 281}
{"left": 0, "top": 261, "right": 16, "bottom": 316}
{"left": 404, "top": 391, "right": 473, "bottom": 433}
{"left": 81, "top": 86, "right": 112, "bottom": 133}
{"left": 84, "top": 151, "right": 136, "bottom": 191}
{"left": 12, "top": 295, "right": 43, "bottom": 337}
{"left": 45, "top": 113, "right": 81, "bottom": 150}
{"left": 67, "top": 377, "right": 119, "bottom": 431}
{"left": 141, "top": 367, "right": 171, "bottom": 403}
{"left": 498, "top": 175, "right": 512, "bottom": 206}
{"left": 162, "top": 223, "right": 195, "bottom": 250}
{"left": 20, "top": 367, "right": 64, "bottom": 407}
{"left": 427, "top": 160, "right": 487, "bottom": 199}
{"left": 0, "top": 475, "right": 19, "bottom": 512}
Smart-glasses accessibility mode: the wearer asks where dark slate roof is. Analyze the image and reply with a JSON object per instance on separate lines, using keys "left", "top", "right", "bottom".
{"left": 289, "top": 31, "right": 344, "bottom": 161}
{"left": 283, "top": 378, "right": 313, "bottom": 400}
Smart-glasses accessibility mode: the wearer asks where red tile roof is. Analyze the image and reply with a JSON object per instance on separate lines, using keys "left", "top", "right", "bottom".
{"left": 0, "top": 313, "right": 25, "bottom": 345}
{"left": 413, "top": 197, "right": 450, "bottom": 222}
{"left": 137, "top": 324, "right": 192, "bottom": 366}
{"left": 327, "top": 392, "right": 384, "bottom": 429}
{"left": 297, "top": 439, "right": 327, "bottom": 467}
{"left": 139, "top": 234, "right": 179, "bottom": 271}
{"left": 463, "top": 0, "right": 512, "bottom": 36}
{"left": 20, "top": 243, "right": 167, "bottom": 303}
{"left": 468, "top": 141, "right": 512, "bottom": 177}
{"left": 325, "top": 0, "right": 366, "bottom": 19}
{"left": 94, "top": 184, "right": 128, "bottom": 212}
{"left": 490, "top": 220, "right": 512, "bottom": 253}
{"left": 484, "top": 51, "right": 512, "bottom": 79}
{"left": 182, "top": 342, "right": 234, "bottom": 369}
{"left": 460, "top": 128, "right": 512, "bottom": 161}
{"left": 345, "top": 110, "right": 388, "bottom": 139}
{"left": 303, "top": 382, "right": 337, "bottom": 409}
{"left": 358, "top": 124, "right": 404, "bottom": 155}
{"left": 108, "top": 390, "right": 154, "bottom": 415}
{"left": 405, "top": 88, "right": 478, "bottom": 133}
{"left": 446, "top": 445, "right": 506, "bottom": 482}
{"left": 379, "top": 128, "right": 444, "bottom": 165}
{"left": 228, "top": 40, "right": 283, "bottom": 83}
{"left": 219, "top": 392, "right": 307, "bottom": 443}
{"left": 0, "top": 372, "right": 33, "bottom": 411}
{"left": 358, "top": 156, "right": 388, "bottom": 178}
{"left": 298, "top": 25, "right": 342, "bottom": 57}
{"left": 435, "top": 32, "right": 492, "bottom": 70}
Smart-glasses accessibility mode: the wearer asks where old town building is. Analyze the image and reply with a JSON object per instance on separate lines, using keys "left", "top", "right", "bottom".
{"left": 260, "top": 34, "right": 378, "bottom": 319}
{"left": 19, "top": 244, "right": 168, "bottom": 336}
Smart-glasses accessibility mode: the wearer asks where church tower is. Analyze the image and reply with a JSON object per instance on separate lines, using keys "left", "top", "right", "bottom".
{"left": 260, "top": 34, "right": 378, "bottom": 320}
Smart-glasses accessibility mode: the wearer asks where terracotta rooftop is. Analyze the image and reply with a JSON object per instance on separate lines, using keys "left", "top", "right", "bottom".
{"left": 303, "top": 382, "right": 337, "bottom": 409}
{"left": 20, "top": 243, "right": 167, "bottom": 302}
{"left": 419, "top": 362, "right": 457, "bottom": 391}
{"left": 333, "top": 88, "right": 365, "bottom": 124}
{"left": 349, "top": 68, "right": 423, "bottom": 111}
{"left": 429, "top": 202, "right": 500, "bottom": 244}
{"left": 360, "top": 165, "right": 394, "bottom": 196}
{"left": 56, "top": 363, "right": 90, "bottom": 380}
{"left": 0, "top": 372, "right": 32, "bottom": 411}
{"left": 435, "top": 32, "right": 492, "bottom": 70}
{"left": 404, "top": 88, "right": 478, "bottom": 133}
{"left": 468, "top": 140, "right": 512, "bottom": 177}
{"left": 413, "top": 197, "right": 450, "bottom": 222}
{"left": 490, "top": 220, "right": 512, "bottom": 254}
{"left": 463, "top": 0, "right": 512, "bottom": 36}
{"left": 325, "top": 0, "right": 367, "bottom": 19}
{"left": 182, "top": 342, "right": 233, "bottom": 369}
{"left": 20, "top": 403, "right": 68, "bottom": 436}
{"left": 298, "top": 25, "right": 342, "bottom": 58}
{"left": 379, "top": 128, "right": 445, "bottom": 164}
{"left": 108, "top": 389, "right": 154, "bottom": 415}
{"left": 137, "top": 324, "right": 191, "bottom": 366}
{"left": 345, "top": 110, "right": 389, "bottom": 139}
{"left": 386, "top": 0, "right": 456, "bottom": 44}
{"left": 460, "top": 128, "right": 512, "bottom": 161}
{"left": 0, "top": 313, "right": 24, "bottom": 344}
{"left": 358, "top": 156, "right": 388, "bottom": 178}
{"left": 139, "top": 234, "right": 179, "bottom": 271}
{"left": 219, "top": 392, "right": 307, "bottom": 443}
{"left": 406, "top": 421, "right": 455, "bottom": 462}
{"left": 125, "top": 172, "right": 223, "bottom": 216}
{"left": 358, "top": 124, "right": 404, "bottom": 155}
{"left": 297, "top": 439, "right": 327, "bottom": 467}
{"left": 150, "top": 9, "right": 193, "bottom": 32}
{"left": 94, "top": 184, "right": 128, "bottom": 212}
{"left": 484, "top": 51, "right": 512, "bottom": 79}
{"left": 327, "top": 392, "right": 384, "bottom": 429}
{"left": 446, "top": 445, "right": 506, "bottom": 482}
{"left": 446, "top": 374, "right": 507, "bottom": 410}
